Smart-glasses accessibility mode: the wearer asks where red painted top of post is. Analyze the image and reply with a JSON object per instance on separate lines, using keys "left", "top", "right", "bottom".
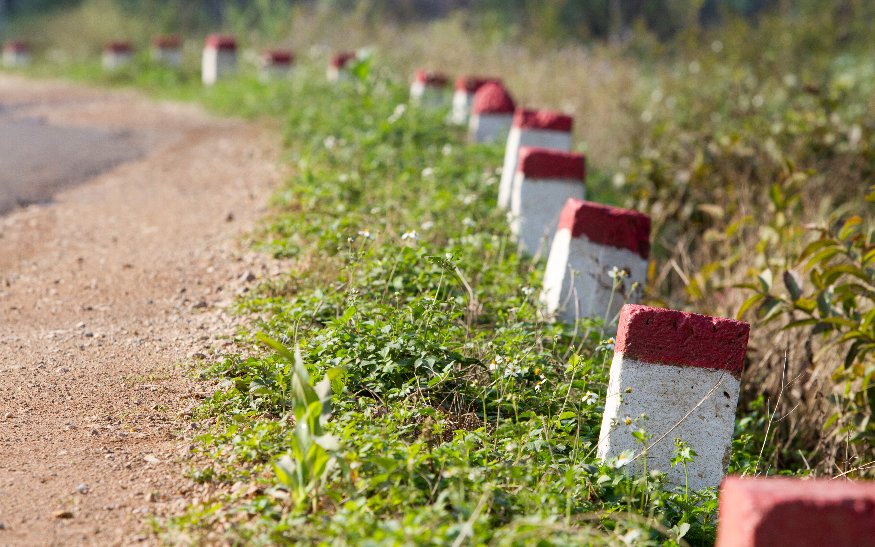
{"left": 716, "top": 477, "right": 875, "bottom": 547}
{"left": 415, "top": 70, "right": 449, "bottom": 87}
{"left": 455, "top": 75, "right": 502, "bottom": 93}
{"left": 615, "top": 304, "right": 749, "bottom": 375}
{"left": 513, "top": 108, "right": 574, "bottom": 132}
{"left": 104, "top": 41, "right": 133, "bottom": 54}
{"left": 516, "top": 147, "right": 585, "bottom": 181}
{"left": 331, "top": 51, "right": 356, "bottom": 68}
{"left": 471, "top": 82, "right": 515, "bottom": 114}
{"left": 4, "top": 40, "right": 28, "bottom": 53}
{"left": 558, "top": 199, "right": 650, "bottom": 259}
{"left": 152, "top": 35, "right": 181, "bottom": 48}
{"left": 264, "top": 50, "right": 294, "bottom": 65}
{"left": 205, "top": 34, "right": 236, "bottom": 51}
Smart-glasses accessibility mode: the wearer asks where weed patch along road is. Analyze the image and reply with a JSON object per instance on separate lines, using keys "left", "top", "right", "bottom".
{"left": 0, "top": 74, "right": 281, "bottom": 544}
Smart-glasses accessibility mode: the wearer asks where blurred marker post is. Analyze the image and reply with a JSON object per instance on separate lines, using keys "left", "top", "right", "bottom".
{"left": 597, "top": 304, "right": 749, "bottom": 491}
{"left": 409, "top": 69, "right": 449, "bottom": 108}
{"left": 327, "top": 51, "right": 356, "bottom": 82}
{"left": 498, "top": 107, "right": 573, "bottom": 209}
{"left": 540, "top": 199, "right": 650, "bottom": 324}
{"left": 451, "top": 75, "right": 500, "bottom": 125}
{"left": 151, "top": 35, "right": 182, "bottom": 66}
{"left": 716, "top": 477, "right": 875, "bottom": 547}
{"left": 102, "top": 41, "right": 133, "bottom": 71}
{"left": 260, "top": 50, "right": 294, "bottom": 81}
{"left": 202, "top": 34, "right": 237, "bottom": 86}
{"left": 468, "top": 82, "right": 515, "bottom": 144}
{"left": 2, "top": 40, "right": 30, "bottom": 68}
{"left": 509, "top": 147, "right": 585, "bottom": 256}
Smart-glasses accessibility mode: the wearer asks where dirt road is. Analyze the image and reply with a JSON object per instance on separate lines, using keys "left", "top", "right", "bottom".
{"left": 0, "top": 75, "right": 281, "bottom": 545}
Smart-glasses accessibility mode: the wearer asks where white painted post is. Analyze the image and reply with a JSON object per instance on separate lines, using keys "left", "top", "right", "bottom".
{"left": 509, "top": 147, "right": 585, "bottom": 256}
{"left": 151, "top": 35, "right": 182, "bottom": 66}
{"left": 498, "top": 108, "right": 573, "bottom": 209}
{"left": 451, "top": 75, "right": 500, "bottom": 124}
{"left": 716, "top": 477, "right": 875, "bottom": 547}
{"left": 468, "top": 82, "right": 515, "bottom": 144}
{"left": 409, "top": 69, "right": 449, "bottom": 108}
{"left": 540, "top": 199, "right": 650, "bottom": 324}
{"left": 597, "top": 304, "right": 749, "bottom": 491}
{"left": 259, "top": 49, "right": 294, "bottom": 81}
{"left": 327, "top": 51, "right": 356, "bottom": 82}
{"left": 102, "top": 41, "right": 133, "bottom": 70}
{"left": 2, "top": 40, "right": 30, "bottom": 68}
{"left": 201, "top": 34, "right": 237, "bottom": 86}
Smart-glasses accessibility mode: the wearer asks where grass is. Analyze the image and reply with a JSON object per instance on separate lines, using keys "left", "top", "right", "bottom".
{"left": 4, "top": 4, "right": 875, "bottom": 544}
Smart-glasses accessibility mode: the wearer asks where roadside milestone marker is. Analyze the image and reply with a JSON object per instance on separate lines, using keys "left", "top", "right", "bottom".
{"left": 327, "top": 51, "right": 357, "bottom": 82}
{"left": 2, "top": 40, "right": 31, "bottom": 68}
{"left": 468, "top": 82, "right": 516, "bottom": 144}
{"left": 102, "top": 41, "right": 133, "bottom": 70}
{"left": 597, "top": 304, "right": 749, "bottom": 491}
{"left": 716, "top": 477, "right": 875, "bottom": 547}
{"left": 509, "top": 147, "right": 585, "bottom": 256}
{"left": 451, "top": 75, "right": 501, "bottom": 124}
{"left": 410, "top": 69, "right": 450, "bottom": 107}
{"left": 151, "top": 35, "right": 182, "bottom": 66}
{"left": 540, "top": 199, "right": 650, "bottom": 324}
{"left": 201, "top": 34, "right": 237, "bottom": 86}
{"left": 260, "top": 49, "right": 294, "bottom": 80}
{"left": 498, "top": 107, "right": 574, "bottom": 209}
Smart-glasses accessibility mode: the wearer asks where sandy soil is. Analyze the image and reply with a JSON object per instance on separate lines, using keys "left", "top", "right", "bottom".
{"left": 0, "top": 75, "right": 283, "bottom": 545}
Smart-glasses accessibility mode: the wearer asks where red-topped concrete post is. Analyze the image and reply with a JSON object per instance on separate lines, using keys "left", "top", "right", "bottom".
{"left": 410, "top": 69, "right": 450, "bottom": 108}
{"left": 151, "top": 35, "right": 182, "bottom": 66}
{"left": 451, "top": 75, "right": 501, "bottom": 124}
{"left": 260, "top": 49, "right": 294, "bottom": 81}
{"left": 202, "top": 34, "right": 236, "bottom": 86}
{"left": 498, "top": 107, "right": 573, "bottom": 209}
{"left": 102, "top": 41, "right": 133, "bottom": 70}
{"left": 510, "top": 147, "right": 585, "bottom": 256}
{"left": 2, "top": 40, "right": 30, "bottom": 68}
{"left": 541, "top": 199, "right": 650, "bottom": 323}
{"left": 327, "top": 51, "right": 357, "bottom": 82}
{"left": 716, "top": 477, "right": 875, "bottom": 547}
{"left": 598, "top": 304, "right": 749, "bottom": 490}
{"left": 468, "top": 82, "right": 515, "bottom": 144}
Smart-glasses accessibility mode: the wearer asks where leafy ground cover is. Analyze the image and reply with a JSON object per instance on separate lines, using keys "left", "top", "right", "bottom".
{"left": 6, "top": 5, "right": 875, "bottom": 544}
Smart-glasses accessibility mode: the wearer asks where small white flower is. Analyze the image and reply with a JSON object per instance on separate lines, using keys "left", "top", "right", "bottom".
{"left": 521, "top": 286, "right": 534, "bottom": 296}
{"left": 388, "top": 103, "right": 406, "bottom": 123}
{"left": 613, "top": 450, "right": 634, "bottom": 469}
{"left": 582, "top": 391, "right": 598, "bottom": 405}
{"left": 462, "top": 217, "right": 475, "bottom": 227}
{"left": 401, "top": 230, "right": 418, "bottom": 241}
{"left": 420, "top": 220, "right": 434, "bottom": 231}
{"left": 441, "top": 144, "right": 453, "bottom": 156}
{"left": 357, "top": 230, "right": 372, "bottom": 239}
{"left": 421, "top": 167, "right": 434, "bottom": 178}
{"left": 323, "top": 136, "right": 337, "bottom": 149}
{"left": 608, "top": 266, "right": 628, "bottom": 280}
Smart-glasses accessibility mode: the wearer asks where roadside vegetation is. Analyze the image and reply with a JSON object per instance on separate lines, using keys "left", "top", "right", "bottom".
{"left": 3, "top": 1, "right": 874, "bottom": 544}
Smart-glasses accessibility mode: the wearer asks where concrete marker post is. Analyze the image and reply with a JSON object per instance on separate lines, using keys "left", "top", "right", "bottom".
{"left": 260, "top": 49, "right": 294, "bottom": 81}
{"left": 451, "top": 75, "right": 500, "bottom": 124}
{"left": 201, "top": 34, "right": 237, "bottom": 86}
{"left": 509, "top": 147, "right": 585, "bottom": 256}
{"left": 151, "top": 35, "right": 182, "bottom": 66}
{"left": 540, "top": 199, "right": 650, "bottom": 324}
{"left": 409, "top": 69, "right": 449, "bottom": 108}
{"left": 468, "top": 82, "right": 516, "bottom": 144}
{"left": 716, "top": 476, "right": 875, "bottom": 547}
{"left": 498, "top": 107, "right": 573, "bottom": 209}
{"left": 2, "top": 40, "right": 31, "bottom": 68}
{"left": 597, "top": 304, "right": 750, "bottom": 491}
{"left": 102, "top": 41, "right": 133, "bottom": 71}
{"left": 327, "top": 51, "right": 356, "bottom": 82}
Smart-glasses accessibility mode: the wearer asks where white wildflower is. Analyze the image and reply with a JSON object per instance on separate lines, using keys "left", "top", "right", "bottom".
{"left": 401, "top": 230, "right": 418, "bottom": 241}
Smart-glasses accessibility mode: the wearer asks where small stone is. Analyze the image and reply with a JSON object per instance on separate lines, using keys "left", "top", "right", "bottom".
{"left": 53, "top": 510, "right": 74, "bottom": 519}
{"left": 75, "top": 483, "right": 89, "bottom": 495}
{"left": 239, "top": 270, "right": 256, "bottom": 283}
{"left": 192, "top": 300, "right": 208, "bottom": 310}
{"left": 143, "top": 454, "right": 160, "bottom": 464}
